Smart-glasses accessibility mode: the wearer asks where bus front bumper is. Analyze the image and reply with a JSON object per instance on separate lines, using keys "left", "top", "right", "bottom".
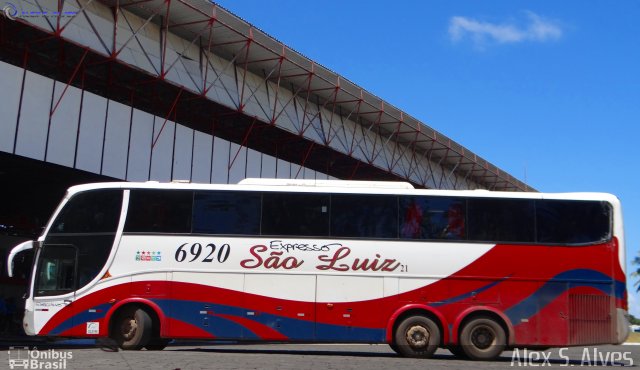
{"left": 617, "top": 308, "right": 630, "bottom": 344}
{"left": 23, "top": 303, "right": 36, "bottom": 336}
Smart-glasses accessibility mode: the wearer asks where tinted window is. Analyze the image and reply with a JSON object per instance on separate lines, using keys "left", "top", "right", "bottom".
{"left": 193, "top": 191, "right": 261, "bottom": 235}
{"left": 35, "top": 244, "right": 76, "bottom": 296}
{"left": 262, "top": 193, "right": 329, "bottom": 237}
{"left": 331, "top": 195, "right": 398, "bottom": 238}
{"left": 51, "top": 190, "right": 123, "bottom": 234}
{"left": 125, "top": 190, "right": 193, "bottom": 233}
{"left": 536, "top": 200, "right": 611, "bottom": 244}
{"left": 467, "top": 198, "right": 535, "bottom": 243}
{"left": 399, "top": 196, "right": 465, "bottom": 240}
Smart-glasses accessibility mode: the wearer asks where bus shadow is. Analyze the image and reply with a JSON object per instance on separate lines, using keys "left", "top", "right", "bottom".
{"left": 171, "top": 345, "right": 407, "bottom": 359}
{"left": 171, "top": 346, "right": 634, "bottom": 366}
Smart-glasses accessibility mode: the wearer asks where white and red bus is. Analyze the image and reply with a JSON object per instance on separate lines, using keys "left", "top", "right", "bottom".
{"left": 7, "top": 179, "right": 629, "bottom": 360}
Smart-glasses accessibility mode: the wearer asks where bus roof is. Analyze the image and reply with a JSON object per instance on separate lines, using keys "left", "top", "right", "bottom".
{"left": 64, "top": 179, "right": 620, "bottom": 204}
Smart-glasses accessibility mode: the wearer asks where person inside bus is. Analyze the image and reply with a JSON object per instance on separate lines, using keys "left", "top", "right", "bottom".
{"left": 401, "top": 199, "right": 424, "bottom": 239}
{"left": 441, "top": 202, "right": 465, "bottom": 239}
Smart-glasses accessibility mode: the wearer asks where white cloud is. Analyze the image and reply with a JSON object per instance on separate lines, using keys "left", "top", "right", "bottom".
{"left": 449, "top": 11, "right": 563, "bottom": 48}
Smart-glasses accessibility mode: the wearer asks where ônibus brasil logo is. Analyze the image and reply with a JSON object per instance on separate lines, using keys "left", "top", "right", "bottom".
{"left": 8, "top": 347, "right": 73, "bottom": 369}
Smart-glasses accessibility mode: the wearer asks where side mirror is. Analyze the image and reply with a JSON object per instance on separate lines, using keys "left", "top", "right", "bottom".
{"left": 7, "top": 240, "right": 36, "bottom": 277}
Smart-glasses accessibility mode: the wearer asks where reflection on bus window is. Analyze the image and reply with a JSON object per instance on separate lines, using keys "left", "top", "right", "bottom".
{"left": 35, "top": 245, "right": 76, "bottom": 296}
{"left": 399, "top": 196, "right": 465, "bottom": 240}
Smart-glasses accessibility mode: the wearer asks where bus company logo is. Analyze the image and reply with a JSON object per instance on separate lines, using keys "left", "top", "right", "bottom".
{"left": 8, "top": 347, "right": 72, "bottom": 369}
{"left": 135, "top": 251, "right": 161, "bottom": 262}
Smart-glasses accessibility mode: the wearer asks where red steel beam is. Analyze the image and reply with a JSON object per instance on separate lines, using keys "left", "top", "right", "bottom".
{"left": 238, "top": 28, "right": 254, "bottom": 112}
{"left": 152, "top": 87, "right": 183, "bottom": 149}
{"left": 50, "top": 48, "right": 89, "bottom": 117}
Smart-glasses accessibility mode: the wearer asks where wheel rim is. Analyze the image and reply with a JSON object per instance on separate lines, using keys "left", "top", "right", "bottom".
{"left": 470, "top": 324, "right": 495, "bottom": 350}
{"left": 120, "top": 317, "right": 138, "bottom": 341}
{"left": 405, "top": 325, "right": 430, "bottom": 349}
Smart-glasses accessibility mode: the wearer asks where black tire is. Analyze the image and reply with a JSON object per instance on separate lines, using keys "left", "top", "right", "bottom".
{"left": 459, "top": 316, "right": 506, "bottom": 361}
{"left": 393, "top": 315, "right": 441, "bottom": 358}
{"left": 448, "top": 345, "right": 468, "bottom": 359}
{"left": 389, "top": 342, "right": 400, "bottom": 355}
{"left": 145, "top": 338, "right": 171, "bottom": 351}
{"left": 112, "top": 306, "right": 152, "bottom": 350}
{"left": 145, "top": 315, "right": 169, "bottom": 351}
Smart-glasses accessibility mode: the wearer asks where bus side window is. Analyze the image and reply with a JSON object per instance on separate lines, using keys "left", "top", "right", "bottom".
{"left": 262, "top": 193, "right": 330, "bottom": 237}
{"left": 192, "top": 191, "right": 261, "bottom": 235}
{"left": 536, "top": 200, "right": 611, "bottom": 244}
{"left": 331, "top": 195, "right": 397, "bottom": 239}
{"left": 399, "top": 196, "right": 465, "bottom": 240}
{"left": 125, "top": 190, "right": 193, "bottom": 233}
{"left": 51, "top": 191, "right": 122, "bottom": 233}
{"left": 467, "top": 198, "right": 535, "bottom": 243}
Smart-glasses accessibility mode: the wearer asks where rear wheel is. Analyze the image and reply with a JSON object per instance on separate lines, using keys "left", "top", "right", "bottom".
{"left": 459, "top": 316, "right": 506, "bottom": 361}
{"left": 393, "top": 315, "right": 440, "bottom": 358}
{"left": 111, "top": 306, "right": 152, "bottom": 350}
{"left": 448, "top": 345, "right": 468, "bottom": 359}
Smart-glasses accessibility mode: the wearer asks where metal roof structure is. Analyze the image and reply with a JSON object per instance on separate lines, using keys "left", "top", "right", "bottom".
{"left": 0, "top": 0, "right": 533, "bottom": 191}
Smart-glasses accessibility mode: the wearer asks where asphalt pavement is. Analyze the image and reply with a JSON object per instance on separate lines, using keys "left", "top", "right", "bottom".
{"left": 1, "top": 342, "right": 638, "bottom": 370}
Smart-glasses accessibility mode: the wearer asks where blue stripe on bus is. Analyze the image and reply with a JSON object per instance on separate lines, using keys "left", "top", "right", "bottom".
{"left": 153, "top": 299, "right": 384, "bottom": 342}
{"left": 48, "top": 303, "right": 111, "bottom": 335}
{"left": 505, "top": 269, "right": 624, "bottom": 325}
{"left": 47, "top": 268, "right": 622, "bottom": 339}
{"left": 155, "top": 299, "right": 259, "bottom": 340}
{"left": 430, "top": 277, "right": 508, "bottom": 307}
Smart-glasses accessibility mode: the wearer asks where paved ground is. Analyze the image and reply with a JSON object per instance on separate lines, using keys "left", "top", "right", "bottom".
{"left": 1, "top": 342, "right": 638, "bottom": 370}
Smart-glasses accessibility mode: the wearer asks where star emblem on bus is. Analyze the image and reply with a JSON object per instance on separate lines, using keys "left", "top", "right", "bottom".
{"left": 135, "top": 251, "right": 162, "bottom": 262}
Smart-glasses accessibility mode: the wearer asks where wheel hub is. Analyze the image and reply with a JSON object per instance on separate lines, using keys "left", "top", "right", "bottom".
{"left": 121, "top": 318, "right": 138, "bottom": 341}
{"left": 471, "top": 325, "right": 494, "bottom": 350}
{"left": 406, "top": 325, "right": 430, "bottom": 349}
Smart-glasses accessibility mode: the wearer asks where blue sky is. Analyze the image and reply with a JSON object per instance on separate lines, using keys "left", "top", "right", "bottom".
{"left": 214, "top": 1, "right": 640, "bottom": 315}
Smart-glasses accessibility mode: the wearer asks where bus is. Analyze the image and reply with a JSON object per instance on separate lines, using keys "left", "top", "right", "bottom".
{"left": 6, "top": 179, "right": 628, "bottom": 360}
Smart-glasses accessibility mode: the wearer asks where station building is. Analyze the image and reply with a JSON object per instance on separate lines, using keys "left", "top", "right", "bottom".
{"left": 0, "top": 0, "right": 531, "bottom": 335}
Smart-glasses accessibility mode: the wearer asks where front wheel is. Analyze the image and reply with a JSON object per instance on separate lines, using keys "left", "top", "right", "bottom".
{"left": 389, "top": 342, "right": 400, "bottom": 354}
{"left": 459, "top": 316, "right": 506, "bottom": 361}
{"left": 111, "top": 306, "right": 152, "bottom": 350}
{"left": 393, "top": 315, "right": 441, "bottom": 358}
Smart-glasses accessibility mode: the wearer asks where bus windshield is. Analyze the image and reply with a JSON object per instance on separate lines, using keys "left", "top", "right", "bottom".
{"left": 34, "top": 190, "right": 123, "bottom": 296}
